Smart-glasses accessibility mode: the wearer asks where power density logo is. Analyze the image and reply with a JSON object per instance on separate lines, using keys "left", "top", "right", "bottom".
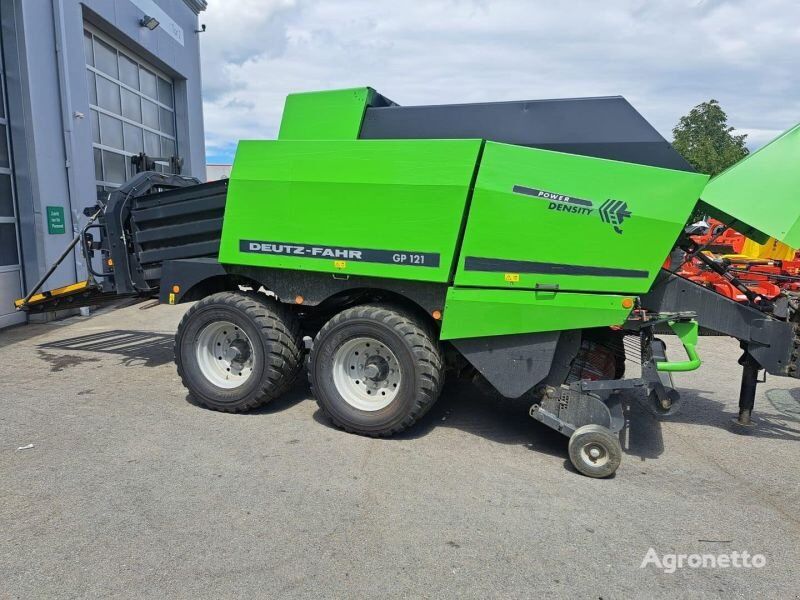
{"left": 512, "top": 185, "right": 632, "bottom": 234}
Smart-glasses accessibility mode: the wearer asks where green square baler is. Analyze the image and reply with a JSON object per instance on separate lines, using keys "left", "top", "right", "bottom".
{"left": 16, "top": 87, "right": 800, "bottom": 477}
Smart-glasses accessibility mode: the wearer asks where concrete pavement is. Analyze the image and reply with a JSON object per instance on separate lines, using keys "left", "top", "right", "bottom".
{"left": 1, "top": 301, "right": 799, "bottom": 598}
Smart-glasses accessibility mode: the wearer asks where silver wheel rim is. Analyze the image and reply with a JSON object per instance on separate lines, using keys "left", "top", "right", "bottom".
{"left": 332, "top": 336, "right": 402, "bottom": 411}
{"left": 579, "top": 441, "right": 610, "bottom": 469}
{"left": 195, "top": 320, "right": 255, "bottom": 389}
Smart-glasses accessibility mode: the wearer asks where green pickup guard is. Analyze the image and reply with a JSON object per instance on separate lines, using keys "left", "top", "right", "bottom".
{"left": 656, "top": 319, "right": 702, "bottom": 372}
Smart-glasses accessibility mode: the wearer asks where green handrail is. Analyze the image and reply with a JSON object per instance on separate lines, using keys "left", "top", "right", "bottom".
{"left": 656, "top": 320, "right": 702, "bottom": 372}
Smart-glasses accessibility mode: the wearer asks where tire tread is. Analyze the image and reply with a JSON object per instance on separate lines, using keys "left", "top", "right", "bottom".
{"left": 175, "top": 291, "right": 303, "bottom": 412}
{"left": 309, "top": 304, "right": 443, "bottom": 436}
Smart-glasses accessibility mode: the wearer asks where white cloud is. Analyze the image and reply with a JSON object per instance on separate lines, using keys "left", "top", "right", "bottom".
{"left": 200, "top": 0, "right": 800, "bottom": 162}
{"left": 734, "top": 128, "right": 785, "bottom": 148}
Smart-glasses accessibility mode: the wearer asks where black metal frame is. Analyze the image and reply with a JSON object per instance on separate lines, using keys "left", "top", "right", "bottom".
{"left": 527, "top": 313, "right": 690, "bottom": 437}
{"left": 642, "top": 269, "right": 800, "bottom": 425}
{"left": 100, "top": 172, "right": 224, "bottom": 295}
{"left": 530, "top": 387, "right": 626, "bottom": 436}
{"left": 131, "top": 152, "right": 184, "bottom": 176}
{"left": 642, "top": 270, "right": 798, "bottom": 376}
{"left": 158, "top": 258, "right": 449, "bottom": 316}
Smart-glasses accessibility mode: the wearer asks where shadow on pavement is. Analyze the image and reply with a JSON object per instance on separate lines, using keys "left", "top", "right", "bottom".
{"left": 764, "top": 388, "right": 800, "bottom": 422}
{"left": 184, "top": 379, "right": 312, "bottom": 415}
{"left": 620, "top": 385, "right": 800, "bottom": 464}
{"left": 38, "top": 329, "right": 174, "bottom": 368}
{"left": 665, "top": 386, "right": 800, "bottom": 441}
{"left": 311, "top": 379, "right": 569, "bottom": 460}
{"left": 620, "top": 393, "right": 665, "bottom": 462}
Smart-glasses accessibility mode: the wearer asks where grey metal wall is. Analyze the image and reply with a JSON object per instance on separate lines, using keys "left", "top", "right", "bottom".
{"left": 0, "top": 0, "right": 206, "bottom": 309}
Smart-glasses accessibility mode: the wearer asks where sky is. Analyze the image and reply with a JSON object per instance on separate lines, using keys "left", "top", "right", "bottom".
{"left": 199, "top": 0, "right": 800, "bottom": 164}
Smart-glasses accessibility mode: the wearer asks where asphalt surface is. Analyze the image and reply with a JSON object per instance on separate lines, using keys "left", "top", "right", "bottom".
{"left": 1, "top": 301, "right": 799, "bottom": 599}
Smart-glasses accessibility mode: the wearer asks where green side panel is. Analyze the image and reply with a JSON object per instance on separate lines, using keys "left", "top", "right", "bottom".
{"left": 278, "top": 87, "right": 372, "bottom": 140}
{"left": 454, "top": 142, "right": 709, "bottom": 294}
{"left": 440, "top": 287, "right": 634, "bottom": 339}
{"left": 219, "top": 139, "right": 483, "bottom": 283}
{"left": 700, "top": 122, "right": 800, "bottom": 248}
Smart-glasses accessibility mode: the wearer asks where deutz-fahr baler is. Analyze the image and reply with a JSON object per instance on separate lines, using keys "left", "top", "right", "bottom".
{"left": 17, "top": 87, "right": 800, "bottom": 477}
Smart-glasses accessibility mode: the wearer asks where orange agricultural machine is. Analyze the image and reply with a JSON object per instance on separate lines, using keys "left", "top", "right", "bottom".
{"left": 674, "top": 218, "right": 800, "bottom": 303}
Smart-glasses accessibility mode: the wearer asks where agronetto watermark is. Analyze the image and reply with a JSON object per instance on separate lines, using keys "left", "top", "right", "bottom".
{"left": 640, "top": 548, "right": 767, "bottom": 574}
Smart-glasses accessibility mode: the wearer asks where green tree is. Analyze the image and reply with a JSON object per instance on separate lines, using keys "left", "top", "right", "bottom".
{"left": 672, "top": 99, "right": 749, "bottom": 176}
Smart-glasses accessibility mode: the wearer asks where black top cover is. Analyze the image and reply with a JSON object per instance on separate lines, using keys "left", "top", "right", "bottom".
{"left": 359, "top": 96, "right": 692, "bottom": 172}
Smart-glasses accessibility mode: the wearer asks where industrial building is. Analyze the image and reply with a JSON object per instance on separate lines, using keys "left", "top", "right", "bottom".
{"left": 0, "top": 0, "right": 207, "bottom": 328}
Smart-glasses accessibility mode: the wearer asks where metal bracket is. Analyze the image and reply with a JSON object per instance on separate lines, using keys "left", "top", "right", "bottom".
{"left": 656, "top": 319, "right": 702, "bottom": 372}
{"left": 575, "top": 378, "right": 645, "bottom": 392}
{"left": 529, "top": 404, "right": 576, "bottom": 436}
{"left": 529, "top": 384, "right": 625, "bottom": 437}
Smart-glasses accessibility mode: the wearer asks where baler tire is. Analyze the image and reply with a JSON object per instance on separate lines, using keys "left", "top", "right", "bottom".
{"left": 568, "top": 424, "right": 622, "bottom": 478}
{"left": 309, "top": 304, "right": 443, "bottom": 437}
{"left": 175, "top": 291, "right": 303, "bottom": 412}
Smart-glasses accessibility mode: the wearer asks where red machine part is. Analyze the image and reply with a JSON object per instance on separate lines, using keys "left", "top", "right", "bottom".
{"left": 675, "top": 256, "right": 782, "bottom": 302}
{"left": 568, "top": 340, "right": 618, "bottom": 382}
{"left": 672, "top": 219, "right": 799, "bottom": 303}
{"left": 737, "top": 261, "right": 800, "bottom": 293}
{"left": 689, "top": 218, "right": 747, "bottom": 255}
